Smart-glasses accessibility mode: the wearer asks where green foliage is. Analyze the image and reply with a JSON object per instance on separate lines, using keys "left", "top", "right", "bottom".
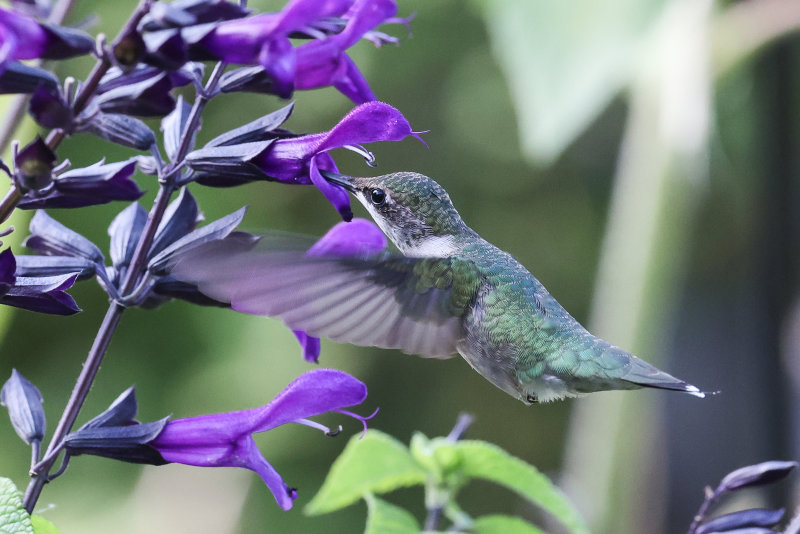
{"left": 0, "top": 477, "right": 34, "bottom": 534}
{"left": 363, "top": 494, "right": 420, "bottom": 534}
{"left": 31, "top": 516, "right": 59, "bottom": 534}
{"left": 454, "top": 441, "right": 589, "bottom": 534}
{"left": 307, "top": 429, "right": 590, "bottom": 534}
{"left": 305, "top": 431, "right": 427, "bottom": 515}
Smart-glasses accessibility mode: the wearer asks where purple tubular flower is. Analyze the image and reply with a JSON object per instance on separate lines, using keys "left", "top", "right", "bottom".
{"left": 150, "top": 368, "right": 372, "bottom": 510}
{"left": 254, "top": 100, "right": 424, "bottom": 219}
{"left": 0, "top": 249, "right": 80, "bottom": 314}
{"left": 17, "top": 160, "right": 143, "bottom": 209}
{"left": 292, "top": 0, "right": 396, "bottom": 103}
{"left": 293, "top": 218, "right": 387, "bottom": 362}
{"left": 194, "top": 0, "right": 400, "bottom": 102}
{"left": 0, "top": 8, "right": 93, "bottom": 74}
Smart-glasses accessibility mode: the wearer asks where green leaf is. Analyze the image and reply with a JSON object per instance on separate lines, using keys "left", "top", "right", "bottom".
{"left": 454, "top": 441, "right": 590, "bottom": 534}
{"left": 473, "top": 515, "right": 548, "bottom": 534}
{"left": 31, "top": 516, "right": 58, "bottom": 534}
{"left": 477, "top": 0, "right": 664, "bottom": 164}
{"left": 0, "top": 477, "right": 34, "bottom": 534}
{"left": 364, "top": 494, "right": 420, "bottom": 534}
{"left": 305, "top": 430, "right": 427, "bottom": 515}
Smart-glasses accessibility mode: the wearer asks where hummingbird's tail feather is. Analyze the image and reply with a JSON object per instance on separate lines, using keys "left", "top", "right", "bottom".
{"left": 621, "top": 356, "right": 706, "bottom": 398}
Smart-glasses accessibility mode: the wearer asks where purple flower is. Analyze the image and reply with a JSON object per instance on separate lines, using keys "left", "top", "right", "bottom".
{"left": 194, "top": 0, "right": 401, "bottom": 102}
{"left": 17, "top": 160, "right": 143, "bottom": 209}
{"left": 255, "top": 100, "right": 424, "bottom": 220}
{"left": 294, "top": 218, "right": 388, "bottom": 362}
{"left": 291, "top": 0, "right": 397, "bottom": 103}
{"left": 188, "top": 101, "right": 424, "bottom": 219}
{"left": 150, "top": 368, "right": 373, "bottom": 510}
{"left": 0, "top": 8, "right": 93, "bottom": 74}
{"left": 0, "top": 248, "right": 81, "bottom": 315}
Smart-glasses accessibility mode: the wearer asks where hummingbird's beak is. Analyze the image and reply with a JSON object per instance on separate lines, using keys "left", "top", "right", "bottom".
{"left": 320, "top": 170, "right": 357, "bottom": 192}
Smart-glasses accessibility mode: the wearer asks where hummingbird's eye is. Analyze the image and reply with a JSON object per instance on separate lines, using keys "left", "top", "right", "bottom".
{"left": 369, "top": 188, "right": 386, "bottom": 206}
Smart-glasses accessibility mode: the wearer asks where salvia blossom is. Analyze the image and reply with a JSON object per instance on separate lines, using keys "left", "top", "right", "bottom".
{"left": 0, "top": 7, "right": 94, "bottom": 74}
{"left": 188, "top": 101, "right": 424, "bottom": 220}
{"left": 191, "top": 0, "right": 401, "bottom": 102}
{"left": 0, "top": 248, "right": 81, "bottom": 315}
{"left": 17, "top": 160, "right": 143, "bottom": 209}
{"left": 149, "top": 369, "right": 372, "bottom": 509}
{"left": 295, "top": 217, "right": 388, "bottom": 362}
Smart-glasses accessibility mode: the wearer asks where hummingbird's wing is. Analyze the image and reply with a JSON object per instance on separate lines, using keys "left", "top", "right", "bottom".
{"left": 170, "top": 234, "right": 482, "bottom": 359}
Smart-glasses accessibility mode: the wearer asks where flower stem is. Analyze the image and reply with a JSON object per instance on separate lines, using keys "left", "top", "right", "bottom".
{"left": 424, "top": 414, "right": 474, "bottom": 531}
{"left": 21, "top": 59, "right": 228, "bottom": 513}
{"left": 23, "top": 303, "right": 124, "bottom": 512}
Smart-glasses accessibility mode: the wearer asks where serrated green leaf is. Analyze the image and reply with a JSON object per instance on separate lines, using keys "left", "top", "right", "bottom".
{"left": 480, "top": 0, "right": 664, "bottom": 164}
{"left": 0, "top": 477, "right": 34, "bottom": 534}
{"left": 473, "top": 515, "right": 548, "bottom": 534}
{"left": 31, "top": 516, "right": 58, "bottom": 534}
{"left": 364, "top": 494, "right": 420, "bottom": 534}
{"left": 305, "top": 430, "right": 427, "bottom": 515}
{"left": 454, "top": 441, "right": 590, "bottom": 534}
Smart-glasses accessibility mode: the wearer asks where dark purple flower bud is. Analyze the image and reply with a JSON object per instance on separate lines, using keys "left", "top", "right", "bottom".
{"left": 161, "top": 95, "right": 195, "bottom": 162}
{"left": 14, "top": 254, "right": 95, "bottom": 280}
{"left": 1, "top": 369, "right": 45, "bottom": 444}
{"left": 204, "top": 102, "right": 293, "bottom": 147}
{"left": 218, "top": 65, "right": 275, "bottom": 95}
{"left": 97, "top": 64, "right": 194, "bottom": 94}
{"left": 25, "top": 210, "right": 105, "bottom": 265}
{"left": 0, "top": 61, "right": 58, "bottom": 94}
{"left": 149, "top": 207, "right": 249, "bottom": 274}
{"left": 94, "top": 72, "right": 176, "bottom": 117}
{"left": 151, "top": 188, "right": 200, "bottom": 257}
{"left": 76, "top": 110, "right": 157, "bottom": 150}
{"left": 290, "top": 218, "right": 387, "bottom": 361}
{"left": 0, "top": 248, "right": 15, "bottom": 293}
{"left": 29, "top": 85, "right": 72, "bottom": 129}
{"left": 17, "top": 159, "right": 142, "bottom": 209}
{"left": 0, "top": 8, "right": 93, "bottom": 73}
{"left": 142, "top": 29, "right": 188, "bottom": 70}
{"left": 63, "top": 387, "right": 168, "bottom": 465}
{"left": 149, "top": 368, "right": 373, "bottom": 510}
{"left": 696, "top": 509, "right": 785, "bottom": 534}
{"left": 151, "top": 275, "right": 229, "bottom": 307}
{"left": 2, "top": 272, "right": 80, "bottom": 314}
{"left": 112, "top": 26, "right": 146, "bottom": 67}
{"left": 190, "top": 101, "right": 423, "bottom": 220}
{"left": 141, "top": 0, "right": 249, "bottom": 31}
{"left": 108, "top": 202, "right": 147, "bottom": 284}
{"left": 719, "top": 461, "right": 798, "bottom": 492}
{"left": 14, "top": 136, "right": 55, "bottom": 191}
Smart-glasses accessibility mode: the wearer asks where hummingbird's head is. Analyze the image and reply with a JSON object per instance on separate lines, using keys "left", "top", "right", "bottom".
{"left": 322, "top": 171, "right": 470, "bottom": 257}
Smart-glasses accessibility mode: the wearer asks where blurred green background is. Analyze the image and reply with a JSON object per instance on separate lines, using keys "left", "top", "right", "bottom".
{"left": 2, "top": 0, "right": 800, "bottom": 533}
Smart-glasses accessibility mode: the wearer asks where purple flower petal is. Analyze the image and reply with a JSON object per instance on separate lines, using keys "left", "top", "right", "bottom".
{"left": 307, "top": 218, "right": 387, "bottom": 257}
{"left": 293, "top": 329, "right": 321, "bottom": 363}
{"left": 0, "top": 248, "right": 15, "bottom": 289}
{"left": 150, "top": 369, "right": 369, "bottom": 510}
{"left": 290, "top": 219, "right": 387, "bottom": 360}
{"left": 253, "top": 101, "right": 422, "bottom": 217}
{"left": 2, "top": 272, "right": 81, "bottom": 314}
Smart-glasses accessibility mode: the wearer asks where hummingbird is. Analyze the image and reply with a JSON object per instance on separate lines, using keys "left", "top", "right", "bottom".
{"left": 172, "top": 171, "right": 705, "bottom": 404}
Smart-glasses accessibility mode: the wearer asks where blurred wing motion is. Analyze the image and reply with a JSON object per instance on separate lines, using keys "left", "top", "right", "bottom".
{"left": 170, "top": 234, "right": 476, "bottom": 359}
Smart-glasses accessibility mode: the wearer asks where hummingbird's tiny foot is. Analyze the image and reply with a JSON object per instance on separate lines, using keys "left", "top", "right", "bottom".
{"left": 526, "top": 394, "right": 538, "bottom": 404}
